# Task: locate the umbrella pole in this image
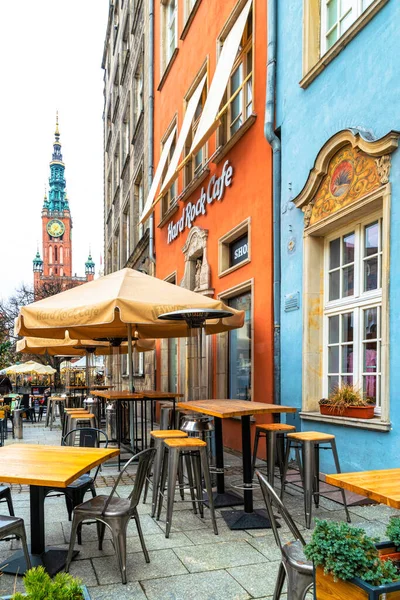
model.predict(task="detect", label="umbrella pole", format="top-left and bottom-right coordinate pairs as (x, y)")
top-left (127, 324), bottom-right (135, 451)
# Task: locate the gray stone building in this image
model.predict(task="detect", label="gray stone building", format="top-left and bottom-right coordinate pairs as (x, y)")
top-left (102, 0), bottom-right (154, 388)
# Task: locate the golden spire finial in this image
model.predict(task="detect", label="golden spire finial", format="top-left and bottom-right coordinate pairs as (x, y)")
top-left (55, 111), bottom-right (59, 136)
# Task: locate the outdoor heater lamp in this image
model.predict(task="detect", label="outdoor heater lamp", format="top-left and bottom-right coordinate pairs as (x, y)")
top-left (157, 308), bottom-right (235, 328)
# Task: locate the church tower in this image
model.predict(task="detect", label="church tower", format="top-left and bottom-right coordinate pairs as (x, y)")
top-left (33, 114), bottom-right (94, 296)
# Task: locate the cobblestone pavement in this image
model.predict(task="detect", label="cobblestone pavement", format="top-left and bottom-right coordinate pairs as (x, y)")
top-left (0, 421), bottom-right (395, 599)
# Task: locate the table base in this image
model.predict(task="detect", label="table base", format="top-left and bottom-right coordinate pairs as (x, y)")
top-left (0, 548), bottom-right (79, 577)
top-left (203, 490), bottom-right (244, 508)
top-left (221, 508), bottom-right (273, 530)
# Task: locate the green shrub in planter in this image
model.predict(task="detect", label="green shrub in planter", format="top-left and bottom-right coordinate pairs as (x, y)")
top-left (1, 566), bottom-right (90, 600)
top-left (304, 519), bottom-right (398, 585)
top-left (387, 516), bottom-right (400, 548)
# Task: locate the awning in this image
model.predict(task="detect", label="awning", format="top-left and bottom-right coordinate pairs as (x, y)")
top-left (139, 125), bottom-right (177, 223)
top-left (189, 0), bottom-right (252, 156)
top-left (159, 73), bottom-right (207, 197)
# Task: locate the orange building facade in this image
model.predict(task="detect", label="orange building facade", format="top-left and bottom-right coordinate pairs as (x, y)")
top-left (150, 0), bottom-right (273, 450)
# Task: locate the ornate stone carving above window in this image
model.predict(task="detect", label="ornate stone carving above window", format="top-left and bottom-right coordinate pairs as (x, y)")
top-left (294, 129), bottom-right (400, 229)
top-left (180, 226), bottom-right (214, 296)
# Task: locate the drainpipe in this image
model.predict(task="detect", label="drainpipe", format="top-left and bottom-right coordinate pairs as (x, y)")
top-left (264, 0), bottom-right (281, 405)
top-left (148, 0), bottom-right (155, 266)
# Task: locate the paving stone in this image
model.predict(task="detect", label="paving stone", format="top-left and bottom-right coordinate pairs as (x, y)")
top-left (155, 510), bottom-right (211, 534)
top-left (55, 539), bottom-right (116, 560)
top-left (184, 525), bottom-right (252, 545)
top-left (126, 532), bottom-right (193, 553)
top-left (68, 558), bottom-right (99, 586)
top-left (228, 561), bottom-right (284, 598)
top-left (174, 541), bottom-right (267, 573)
top-left (92, 548), bottom-right (188, 585)
top-left (88, 581), bottom-right (147, 599)
top-left (141, 569), bottom-right (250, 600)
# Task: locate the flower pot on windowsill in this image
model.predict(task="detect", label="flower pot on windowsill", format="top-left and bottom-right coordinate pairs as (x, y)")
top-left (319, 404), bottom-right (376, 419)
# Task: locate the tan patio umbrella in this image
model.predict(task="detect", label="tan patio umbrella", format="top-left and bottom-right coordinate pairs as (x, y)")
top-left (16, 335), bottom-right (156, 388)
top-left (16, 334), bottom-right (156, 356)
top-left (6, 360), bottom-right (56, 375)
top-left (15, 267), bottom-right (243, 400)
top-left (15, 268), bottom-right (244, 340)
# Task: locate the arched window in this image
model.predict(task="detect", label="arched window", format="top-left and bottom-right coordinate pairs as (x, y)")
top-left (60, 246), bottom-right (63, 263)
top-left (49, 245), bottom-right (53, 263)
top-left (54, 246), bottom-right (58, 262)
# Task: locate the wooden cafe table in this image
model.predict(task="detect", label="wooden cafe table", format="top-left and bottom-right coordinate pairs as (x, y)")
top-left (326, 469), bottom-right (400, 509)
top-left (0, 443), bottom-right (119, 576)
top-left (176, 399), bottom-right (296, 530)
top-left (92, 390), bottom-right (183, 469)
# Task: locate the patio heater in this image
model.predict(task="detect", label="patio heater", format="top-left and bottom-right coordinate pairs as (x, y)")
top-left (158, 308), bottom-right (243, 508)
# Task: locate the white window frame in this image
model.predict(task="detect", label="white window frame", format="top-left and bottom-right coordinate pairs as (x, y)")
top-left (167, 0), bottom-right (177, 62)
top-left (322, 212), bottom-right (383, 409)
top-left (320, 0), bottom-right (375, 55)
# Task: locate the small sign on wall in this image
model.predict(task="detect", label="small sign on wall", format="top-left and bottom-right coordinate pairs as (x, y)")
top-left (230, 234), bottom-right (249, 267)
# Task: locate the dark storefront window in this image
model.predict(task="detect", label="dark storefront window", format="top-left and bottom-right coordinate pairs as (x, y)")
top-left (228, 291), bottom-right (251, 400)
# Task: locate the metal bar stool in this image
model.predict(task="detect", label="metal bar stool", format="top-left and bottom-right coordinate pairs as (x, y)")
top-left (281, 431), bottom-right (351, 528)
top-left (63, 409), bottom-right (90, 437)
top-left (157, 437), bottom-right (218, 538)
top-left (146, 430), bottom-right (189, 517)
top-left (251, 423), bottom-right (296, 486)
top-left (159, 402), bottom-right (174, 430)
top-left (66, 413), bottom-right (97, 444)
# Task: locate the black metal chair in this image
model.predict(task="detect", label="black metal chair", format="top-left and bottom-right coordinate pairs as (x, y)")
top-left (43, 428), bottom-right (108, 544)
top-left (256, 470), bottom-right (314, 600)
top-left (0, 486), bottom-right (14, 516)
top-left (66, 447), bottom-right (156, 584)
top-left (0, 515), bottom-right (31, 570)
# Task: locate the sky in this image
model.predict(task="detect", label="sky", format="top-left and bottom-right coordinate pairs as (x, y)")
top-left (0, 0), bottom-right (109, 300)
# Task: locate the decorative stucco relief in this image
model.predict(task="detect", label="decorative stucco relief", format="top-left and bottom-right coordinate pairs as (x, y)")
top-left (308, 145), bottom-right (382, 226)
top-left (294, 129), bottom-right (400, 228)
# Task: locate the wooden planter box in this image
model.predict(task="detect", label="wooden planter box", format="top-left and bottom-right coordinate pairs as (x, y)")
top-left (1, 585), bottom-right (91, 600)
top-left (319, 404), bottom-right (375, 419)
top-left (315, 543), bottom-right (400, 599)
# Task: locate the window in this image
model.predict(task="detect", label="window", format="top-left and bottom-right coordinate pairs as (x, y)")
top-left (228, 292), bottom-right (252, 400)
top-left (219, 11), bottom-right (253, 145)
top-left (161, 0), bottom-right (177, 72)
top-left (122, 206), bottom-right (130, 263)
top-left (184, 84), bottom-right (207, 186)
top-left (324, 216), bottom-right (383, 408)
top-left (161, 130), bottom-right (177, 217)
top-left (135, 169), bottom-right (145, 238)
top-left (321, 0), bottom-right (374, 52)
top-left (121, 18), bottom-right (130, 83)
top-left (122, 104), bottom-right (130, 166)
top-left (113, 151), bottom-right (120, 195)
top-left (135, 61), bottom-right (144, 122)
top-left (302, 0), bottom-right (387, 87)
top-left (219, 218), bottom-right (251, 277)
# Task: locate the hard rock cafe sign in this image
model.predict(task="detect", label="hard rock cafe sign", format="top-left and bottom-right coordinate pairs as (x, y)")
top-left (167, 160), bottom-right (234, 244)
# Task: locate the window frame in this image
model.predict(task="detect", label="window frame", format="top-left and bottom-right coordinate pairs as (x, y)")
top-left (217, 9), bottom-right (254, 148)
top-left (322, 213), bottom-right (383, 409)
top-left (183, 67), bottom-right (208, 189)
top-left (160, 119), bottom-right (178, 219)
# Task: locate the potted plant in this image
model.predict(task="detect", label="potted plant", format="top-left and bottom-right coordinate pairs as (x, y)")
top-left (1, 566), bottom-right (91, 599)
top-left (319, 384), bottom-right (375, 419)
top-left (305, 519), bottom-right (400, 599)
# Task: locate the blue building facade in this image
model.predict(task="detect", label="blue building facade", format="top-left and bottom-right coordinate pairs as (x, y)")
top-left (277, 0), bottom-right (400, 472)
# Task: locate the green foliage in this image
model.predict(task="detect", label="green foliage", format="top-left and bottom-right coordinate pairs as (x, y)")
top-left (9, 566), bottom-right (84, 600)
top-left (386, 516), bottom-right (400, 548)
top-left (304, 519), bottom-right (398, 585)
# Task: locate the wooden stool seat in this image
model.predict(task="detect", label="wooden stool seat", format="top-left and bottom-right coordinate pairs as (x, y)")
top-left (150, 430), bottom-right (188, 439)
top-left (164, 437), bottom-right (207, 449)
top-left (71, 413), bottom-right (95, 420)
top-left (256, 423), bottom-right (296, 432)
top-left (287, 431), bottom-right (335, 442)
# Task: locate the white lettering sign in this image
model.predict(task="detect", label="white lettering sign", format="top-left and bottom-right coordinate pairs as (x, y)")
top-left (167, 160), bottom-right (234, 243)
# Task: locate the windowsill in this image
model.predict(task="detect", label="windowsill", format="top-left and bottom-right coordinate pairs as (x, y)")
top-left (131, 110), bottom-right (144, 144)
top-left (219, 257), bottom-right (251, 278)
top-left (213, 114), bottom-right (257, 164)
top-left (180, 0), bottom-right (202, 40)
top-left (300, 0), bottom-right (389, 89)
top-left (157, 48), bottom-right (179, 92)
top-left (158, 202), bottom-right (179, 228)
top-left (300, 411), bottom-right (391, 432)
top-left (122, 374), bottom-right (145, 379)
top-left (180, 168), bottom-right (210, 202)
